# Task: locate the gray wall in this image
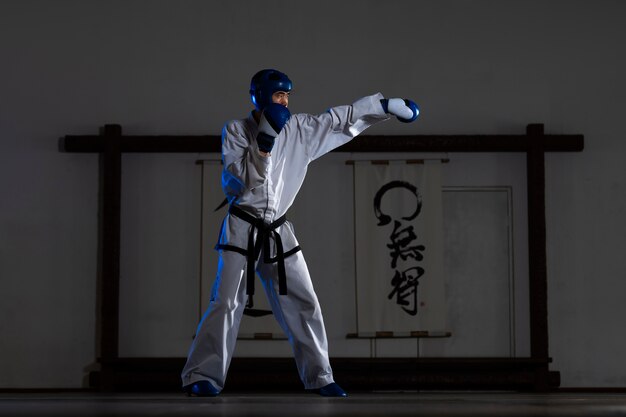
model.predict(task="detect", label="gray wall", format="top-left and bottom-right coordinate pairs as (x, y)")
top-left (1, 0), bottom-right (625, 388)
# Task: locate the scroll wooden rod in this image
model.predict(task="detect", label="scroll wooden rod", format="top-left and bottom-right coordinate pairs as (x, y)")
top-left (346, 331), bottom-right (452, 339)
top-left (345, 158), bottom-right (450, 165)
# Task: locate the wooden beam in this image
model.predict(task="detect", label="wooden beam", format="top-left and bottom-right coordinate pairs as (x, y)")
top-left (62, 124), bottom-right (584, 153)
top-left (336, 134), bottom-right (583, 153)
top-left (64, 135), bottom-right (221, 153)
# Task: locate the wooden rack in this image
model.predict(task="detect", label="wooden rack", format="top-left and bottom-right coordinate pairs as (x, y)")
top-left (62, 123), bottom-right (583, 392)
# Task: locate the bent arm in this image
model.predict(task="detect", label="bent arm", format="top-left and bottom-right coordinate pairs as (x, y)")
top-left (221, 122), bottom-right (270, 202)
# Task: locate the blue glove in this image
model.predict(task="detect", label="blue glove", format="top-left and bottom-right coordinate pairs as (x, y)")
top-left (257, 103), bottom-right (291, 153)
top-left (380, 98), bottom-right (420, 123)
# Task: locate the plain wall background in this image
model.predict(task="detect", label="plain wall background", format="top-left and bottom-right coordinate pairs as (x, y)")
top-left (1, 0), bottom-right (625, 388)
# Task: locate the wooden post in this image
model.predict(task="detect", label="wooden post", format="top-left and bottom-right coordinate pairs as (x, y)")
top-left (526, 123), bottom-right (550, 390)
top-left (98, 124), bottom-right (122, 389)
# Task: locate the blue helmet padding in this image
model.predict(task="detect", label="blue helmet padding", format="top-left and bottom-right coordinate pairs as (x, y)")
top-left (250, 69), bottom-right (292, 110)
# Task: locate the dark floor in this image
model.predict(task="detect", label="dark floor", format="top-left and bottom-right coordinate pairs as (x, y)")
top-left (2, 392), bottom-right (626, 417)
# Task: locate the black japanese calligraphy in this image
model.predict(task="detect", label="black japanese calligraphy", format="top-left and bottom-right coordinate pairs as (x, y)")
top-left (373, 180), bottom-right (425, 316)
top-left (388, 267), bottom-right (424, 316)
top-left (387, 221), bottom-right (425, 269)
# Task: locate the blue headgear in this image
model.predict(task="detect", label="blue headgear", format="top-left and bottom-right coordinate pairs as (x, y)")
top-left (250, 69), bottom-right (292, 111)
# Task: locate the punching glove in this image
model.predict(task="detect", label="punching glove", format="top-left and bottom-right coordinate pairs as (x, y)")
top-left (257, 103), bottom-right (291, 153)
top-left (380, 98), bottom-right (420, 123)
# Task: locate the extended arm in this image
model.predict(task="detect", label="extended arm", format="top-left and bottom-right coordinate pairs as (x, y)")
top-left (299, 93), bottom-right (420, 162)
top-left (300, 93), bottom-right (390, 161)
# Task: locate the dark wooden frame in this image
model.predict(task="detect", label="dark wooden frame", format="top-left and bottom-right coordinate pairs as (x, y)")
top-left (62, 123), bottom-right (583, 392)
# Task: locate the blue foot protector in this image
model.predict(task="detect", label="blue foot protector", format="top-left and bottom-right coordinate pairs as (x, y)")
top-left (318, 382), bottom-right (348, 397)
top-left (183, 380), bottom-right (220, 397)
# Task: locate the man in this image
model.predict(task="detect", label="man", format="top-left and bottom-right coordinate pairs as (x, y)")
top-left (182, 69), bottom-right (419, 397)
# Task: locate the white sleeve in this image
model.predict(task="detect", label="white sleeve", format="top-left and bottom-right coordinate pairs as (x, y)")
top-left (220, 121), bottom-right (270, 200)
top-left (297, 93), bottom-right (390, 162)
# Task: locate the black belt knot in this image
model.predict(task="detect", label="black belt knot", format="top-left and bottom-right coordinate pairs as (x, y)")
top-left (225, 205), bottom-right (295, 305)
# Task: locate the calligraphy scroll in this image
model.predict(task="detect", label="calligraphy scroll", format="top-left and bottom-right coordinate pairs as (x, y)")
top-left (354, 161), bottom-right (446, 334)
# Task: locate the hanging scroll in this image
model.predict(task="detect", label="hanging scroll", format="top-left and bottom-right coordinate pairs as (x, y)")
top-left (354, 161), bottom-right (447, 334)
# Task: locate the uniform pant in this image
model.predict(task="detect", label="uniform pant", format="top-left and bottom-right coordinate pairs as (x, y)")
top-left (181, 249), bottom-right (334, 390)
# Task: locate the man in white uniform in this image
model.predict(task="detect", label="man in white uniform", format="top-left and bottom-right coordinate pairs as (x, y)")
top-left (182, 69), bottom-right (419, 397)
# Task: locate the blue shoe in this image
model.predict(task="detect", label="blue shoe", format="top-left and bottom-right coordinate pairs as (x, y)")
top-left (183, 380), bottom-right (220, 397)
top-left (318, 382), bottom-right (347, 397)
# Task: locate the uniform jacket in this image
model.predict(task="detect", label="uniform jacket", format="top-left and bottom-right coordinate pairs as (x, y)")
top-left (217, 93), bottom-right (390, 257)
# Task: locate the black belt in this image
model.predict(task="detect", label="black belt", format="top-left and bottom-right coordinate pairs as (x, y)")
top-left (216, 205), bottom-right (301, 307)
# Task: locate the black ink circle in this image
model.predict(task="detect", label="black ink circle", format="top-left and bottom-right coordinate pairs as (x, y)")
top-left (373, 181), bottom-right (422, 226)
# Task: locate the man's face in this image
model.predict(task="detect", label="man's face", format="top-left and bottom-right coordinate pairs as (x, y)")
top-left (272, 91), bottom-right (290, 107)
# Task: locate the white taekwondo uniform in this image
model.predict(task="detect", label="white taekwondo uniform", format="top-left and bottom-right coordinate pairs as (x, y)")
top-left (181, 93), bottom-right (389, 390)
